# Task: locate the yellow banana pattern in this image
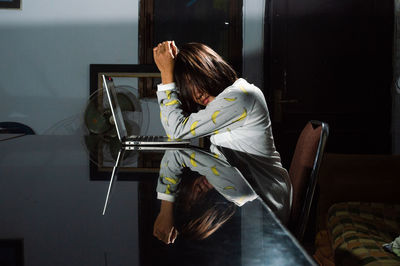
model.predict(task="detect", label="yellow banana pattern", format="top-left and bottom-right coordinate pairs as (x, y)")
top-left (190, 121), bottom-right (199, 136)
top-left (165, 99), bottom-right (179, 106)
top-left (240, 86), bottom-right (248, 94)
top-left (190, 152), bottom-right (197, 167)
top-left (164, 177), bottom-right (178, 184)
top-left (165, 90), bottom-right (172, 99)
top-left (167, 134), bottom-right (182, 142)
top-left (211, 110), bottom-right (220, 124)
top-left (224, 97), bottom-right (236, 102)
top-left (211, 166), bottom-right (220, 176)
top-left (224, 186), bottom-right (236, 191)
top-left (232, 108), bottom-right (247, 123)
top-left (182, 117), bottom-right (189, 125)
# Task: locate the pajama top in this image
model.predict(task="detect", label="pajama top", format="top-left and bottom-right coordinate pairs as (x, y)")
top-left (157, 78), bottom-right (292, 222)
top-left (157, 78), bottom-right (279, 157)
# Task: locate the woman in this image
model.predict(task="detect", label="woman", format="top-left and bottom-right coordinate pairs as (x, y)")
top-left (153, 42), bottom-right (292, 243)
top-left (153, 41), bottom-right (280, 157)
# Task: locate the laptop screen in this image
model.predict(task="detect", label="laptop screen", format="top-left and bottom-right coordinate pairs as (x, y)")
top-left (102, 75), bottom-right (128, 141)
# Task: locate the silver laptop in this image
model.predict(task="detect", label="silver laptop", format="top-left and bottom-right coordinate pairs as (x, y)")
top-left (102, 75), bottom-right (190, 146)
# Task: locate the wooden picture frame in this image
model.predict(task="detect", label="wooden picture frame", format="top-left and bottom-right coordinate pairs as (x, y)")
top-left (89, 64), bottom-right (163, 180)
top-left (90, 64), bottom-right (160, 98)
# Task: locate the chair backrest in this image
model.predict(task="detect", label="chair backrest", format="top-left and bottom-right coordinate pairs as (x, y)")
top-left (288, 120), bottom-right (329, 241)
top-left (0, 122), bottom-right (35, 135)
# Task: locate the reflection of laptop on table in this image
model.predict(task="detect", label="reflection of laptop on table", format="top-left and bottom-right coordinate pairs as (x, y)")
top-left (102, 75), bottom-right (190, 146)
top-left (102, 149), bottom-right (124, 215)
top-left (102, 146), bottom-right (190, 215)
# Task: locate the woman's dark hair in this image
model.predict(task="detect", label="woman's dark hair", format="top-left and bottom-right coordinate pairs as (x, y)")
top-left (173, 168), bottom-right (236, 240)
top-left (174, 42), bottom-right (238, 113)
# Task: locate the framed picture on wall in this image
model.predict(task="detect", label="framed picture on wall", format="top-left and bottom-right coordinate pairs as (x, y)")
top-left (0, 0), bottom-right (21, 9)
top-left (88, 64), bottom-right (163, 180)
top-left (90, 64), bottom-right (160, 98)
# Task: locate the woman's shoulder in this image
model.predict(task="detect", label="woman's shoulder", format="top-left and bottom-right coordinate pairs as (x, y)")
top-left (220, 78), bottom-right (261, 99)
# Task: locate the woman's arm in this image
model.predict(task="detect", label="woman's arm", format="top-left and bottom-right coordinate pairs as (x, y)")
top-left (158, 85), bottom-right (252, 140)
top-left (153, 40), bottom-right (253, 140)
top-left (153, 200), bottom-right (178, 244)
top-left (153, 41), bottom-right (176, 84)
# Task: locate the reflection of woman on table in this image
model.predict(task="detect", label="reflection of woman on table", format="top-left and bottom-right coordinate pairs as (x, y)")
top-left (153, 148), bottom-right (258, 244)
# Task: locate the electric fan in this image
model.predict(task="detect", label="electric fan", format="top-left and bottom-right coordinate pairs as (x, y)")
top-left (83, 85), bottom-right (143, 164)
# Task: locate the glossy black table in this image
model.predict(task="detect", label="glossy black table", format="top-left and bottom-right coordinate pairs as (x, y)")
top-left (0, 135), bottom-right (316, 266)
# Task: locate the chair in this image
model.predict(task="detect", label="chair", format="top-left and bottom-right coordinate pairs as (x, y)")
top-left (288, 120), bottom-right (329, 242)
top-left (0, 121), bottom-right (35, 135)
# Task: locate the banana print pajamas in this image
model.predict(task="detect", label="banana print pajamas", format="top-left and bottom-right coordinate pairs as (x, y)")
top-left (157, 78), bottom-right (293, 221)
top-left (157, 78), bottom-right (280, 157)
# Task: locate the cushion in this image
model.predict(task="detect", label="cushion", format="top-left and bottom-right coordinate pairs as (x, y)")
top-left (327, 202), bottom-right (400, 265)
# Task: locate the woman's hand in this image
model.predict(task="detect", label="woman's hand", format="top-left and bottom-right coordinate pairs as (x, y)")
top-left (153, 41), bottom-right (177, 84)
top-left (153, 200), bottom-right (178, 244)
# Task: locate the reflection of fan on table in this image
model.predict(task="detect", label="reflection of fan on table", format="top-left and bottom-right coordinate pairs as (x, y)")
top-left (84, 85), bottom-right (142, 164)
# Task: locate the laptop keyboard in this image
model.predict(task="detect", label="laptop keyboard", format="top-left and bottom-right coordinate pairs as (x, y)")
top-left (132, 135), bottom-right (163, 141)
top-left (124, 135), bottom-right (190, 145)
